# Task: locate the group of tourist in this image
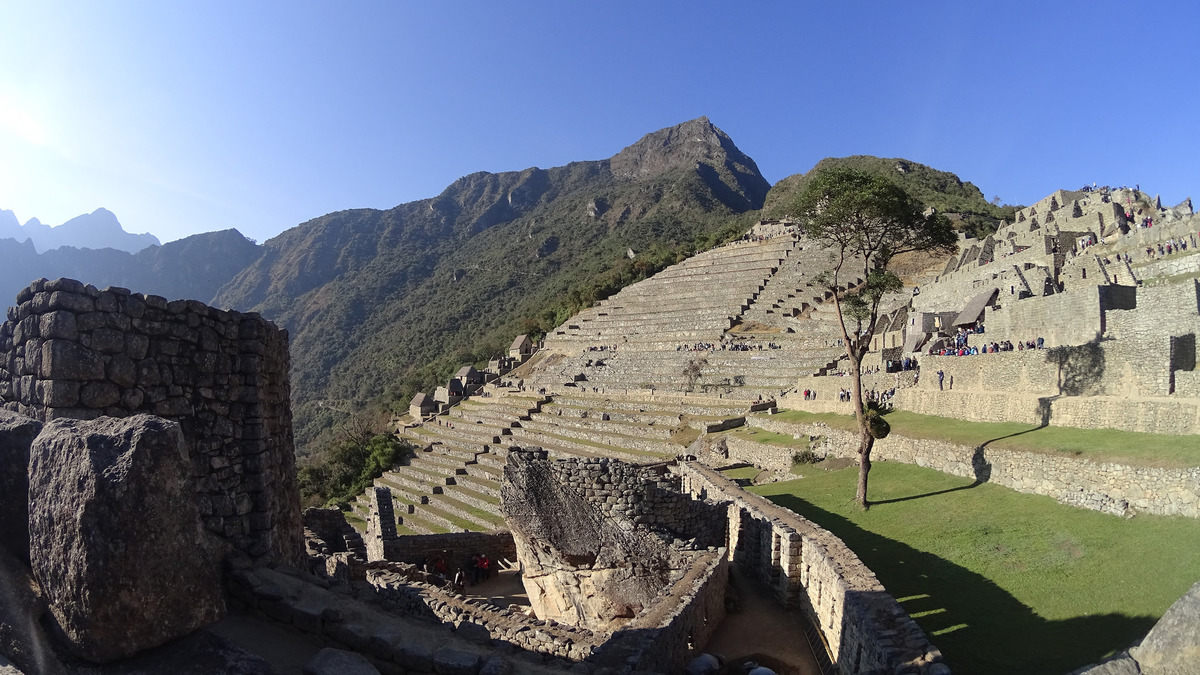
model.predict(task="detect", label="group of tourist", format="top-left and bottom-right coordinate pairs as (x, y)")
top-left (932, 336), bottom-right (1043, 358)
top-left (674, 340), bottom-right (782, 352)
top-left (1145, 237), bottom-right (1192, 259)
top-left (586, 344), bottom-right (618, 352)
top-left (885, 356), bottom-right (919, 372)
top-left (420, 551), bottom-right (496, 593)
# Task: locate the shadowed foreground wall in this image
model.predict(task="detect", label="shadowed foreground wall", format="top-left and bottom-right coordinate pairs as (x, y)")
top-left (0, 278), bottom-right (301, 565)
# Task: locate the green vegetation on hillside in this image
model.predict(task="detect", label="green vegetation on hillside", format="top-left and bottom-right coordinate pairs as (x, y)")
top-left (763, 156), bottom-right (1019, 238)
top-left (213, 119), bottom-right (769, 459)
top-left (743, 463), bottom-right (1200, 674)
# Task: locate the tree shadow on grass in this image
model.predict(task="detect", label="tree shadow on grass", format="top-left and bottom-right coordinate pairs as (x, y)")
top-left (763, 493), bottom-right (1155, 675)
top-left (870, 446), bottom-right (993, 505)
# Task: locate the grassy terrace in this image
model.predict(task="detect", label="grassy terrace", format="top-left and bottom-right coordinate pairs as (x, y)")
top-left (739, 463), bottom-right (1200, 674)
top-left (766, 409), bottom-right (1200, 467)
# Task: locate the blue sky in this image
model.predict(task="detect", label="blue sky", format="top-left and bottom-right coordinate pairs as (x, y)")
top-left (2, 1), bottom-right (1197, 244)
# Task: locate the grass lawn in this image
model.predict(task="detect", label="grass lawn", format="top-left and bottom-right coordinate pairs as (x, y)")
top-left (744, 463), bottom-right (1200, 674)
top-left (768, 409), bottom-right (1200, 467)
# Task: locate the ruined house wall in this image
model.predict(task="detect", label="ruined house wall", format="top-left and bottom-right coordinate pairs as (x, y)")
top-left (0, 278), bottom-right (301, 565)
top-left (380, 531), bottom-right (517, 569)
top-left (673, 462), bottom-right (946, 675)
top-left (615, 550), bottom-right (729, 673)
top-left (749, 416), bottom-right (1200, 518)
top-left (543, 457), bottom-right (727, 547)
top-left (983, 285), bottom-right (1108, 348)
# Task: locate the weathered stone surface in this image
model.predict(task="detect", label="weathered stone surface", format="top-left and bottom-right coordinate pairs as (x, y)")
top-left (500, 449), bottom-right (686, 631)
top-left (0, 547), bottom-right (65, 675)
top-left (0, 410), bottom-right (41, 561)
top-left (432, 647), bottom-right (480, 675)
top-left (39, 340), bottom-right (104, 381)
top-left (28, 414), bottom-right (226, 662)
top-left (303, 647), bottom-right (381, 675)
top-left (1128, 580), bottom-right (1200, 674)
top-left (3, 279), bottom-right (302, 566)
top-left (1073, 655), bottom-right (1141, 675)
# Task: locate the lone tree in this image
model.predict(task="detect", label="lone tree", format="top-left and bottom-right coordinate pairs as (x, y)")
top-left (789, 168), bottom-right (956, 507)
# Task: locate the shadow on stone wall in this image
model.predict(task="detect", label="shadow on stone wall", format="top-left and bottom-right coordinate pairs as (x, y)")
top-left (764, 493), bottom-right (1155, 674)
top-left (1045, 339), bottom-right (1106, 398)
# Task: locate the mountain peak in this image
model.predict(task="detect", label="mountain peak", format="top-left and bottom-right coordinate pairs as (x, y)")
top-left (610, 117), bottom-right (730, 179)
top-left (609, 117), bottom-right (770, 210)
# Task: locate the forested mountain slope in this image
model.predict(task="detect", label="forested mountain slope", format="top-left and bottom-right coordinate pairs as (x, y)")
top-left (212, 117), bottom-right (770, 450)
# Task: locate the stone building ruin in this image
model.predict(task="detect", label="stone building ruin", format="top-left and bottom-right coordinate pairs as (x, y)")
top-left (0, 278), bottom-right (302, 565)
top-left (0, 278), bottom-right (303, 666)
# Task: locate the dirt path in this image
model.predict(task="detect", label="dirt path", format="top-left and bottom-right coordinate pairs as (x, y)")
top-left (702, 567), bottom-right (824, 675)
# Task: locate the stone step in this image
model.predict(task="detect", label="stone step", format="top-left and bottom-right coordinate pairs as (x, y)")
top-left (454, 471), bottom-right (502, 497)
top-left (403, 427), bottom-right (493, 453)
top-left (526, 411), bottom-right (677, 440)
top-left (505, 427), bottom-right (669, 463)
top-left (429, 493), bottom-right (504, 531)
top-left (410, 451), bottom-right (472, 474)
top-left (520, 418), bottom-right (678, 454)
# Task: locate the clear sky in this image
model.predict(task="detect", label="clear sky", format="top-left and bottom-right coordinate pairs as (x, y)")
top-left (2, 1), bottom-right (1197, 244)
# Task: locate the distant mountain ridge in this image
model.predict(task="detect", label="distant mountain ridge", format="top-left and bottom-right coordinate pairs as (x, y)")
top-left (212, 116), bottom-right (771, 450)
top-left (0, 229), bottom-right (261, 305)
top-left (0, 207), bottom-right (160, 254)
top-left (1, 120), bottom-right (1011, 458)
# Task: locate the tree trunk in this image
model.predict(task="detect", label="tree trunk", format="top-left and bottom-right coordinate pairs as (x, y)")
top-left (856, 428), bottom-right (875, 508)
top-left (848, 350), bottom-right (873, 509)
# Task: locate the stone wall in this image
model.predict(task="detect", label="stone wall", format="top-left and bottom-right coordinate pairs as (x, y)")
top-left (501, 450), bottom-right (727, 632)
top-left (0, 278), bottom-right (301, 565)
top-left (748, 416), bottom-right (1200, 518)
top-left (379, 531), bottom-right (517, 569)
top-left (725, 435), bottom-right (796, 473)
top-left (592, 550), bottom-right (729, 672)
top-left (674, 462), bottom-right (946, 674)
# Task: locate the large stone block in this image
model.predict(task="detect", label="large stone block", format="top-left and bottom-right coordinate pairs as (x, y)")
top-left (0, 410), bottom-right (42, 561)
top-left (27, 414), bottom-right (226, 662)
top-left (1128, 580), bottom-right (1200, 674)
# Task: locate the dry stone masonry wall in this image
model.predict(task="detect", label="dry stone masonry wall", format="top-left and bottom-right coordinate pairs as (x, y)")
top-left (674, 461), bottom-right (948, 675)
top-left (0, 278), bottom-right (302, 565)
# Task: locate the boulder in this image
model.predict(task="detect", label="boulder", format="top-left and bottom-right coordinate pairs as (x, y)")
top-left (1129, 580), bottom-right (1200, 674)
top-left (0, 411), bottom-right (41, 562)
top-left (0, 547), bottom-right (66, 675)
top-left (27, 414), bottom-right (225, 662)
top-left (500, 449), bottom-right (683, 631)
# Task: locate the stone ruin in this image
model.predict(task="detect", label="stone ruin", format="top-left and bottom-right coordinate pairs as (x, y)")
top-left (499, 449), bottom-right (726, 632)
top-left (0, 278), bottom-right (302, 565)
top-left (0, 278), bottom-right (302, 666)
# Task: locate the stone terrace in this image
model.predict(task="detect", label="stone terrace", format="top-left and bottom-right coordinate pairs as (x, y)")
top-left (532, 233), bottom-right (865, 400)
top-left (366, 387), bottom-right (758, 534)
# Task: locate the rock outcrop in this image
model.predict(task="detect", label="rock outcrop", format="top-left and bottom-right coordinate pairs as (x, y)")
top-left (0, 410), bottom-right (41, 561)
top-left (500, 449), bottom-right (713, 631)
top-left (1126, 579), bottom-right (1200, 673)
top-left (1075, 580), bottom-right (1200, 673)
top-left (27, 414), bottom-right (225, 662)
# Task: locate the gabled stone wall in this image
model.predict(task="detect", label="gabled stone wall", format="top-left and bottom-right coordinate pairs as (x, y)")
top-left (0, 278), bottom-right (301, 565)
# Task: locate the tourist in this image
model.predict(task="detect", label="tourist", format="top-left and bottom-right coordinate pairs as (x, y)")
top-left (937, 369), bottom-right (945, 391)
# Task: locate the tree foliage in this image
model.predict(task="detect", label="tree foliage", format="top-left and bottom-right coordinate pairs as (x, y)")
top-left (790, 167), bottom-right (956, 507)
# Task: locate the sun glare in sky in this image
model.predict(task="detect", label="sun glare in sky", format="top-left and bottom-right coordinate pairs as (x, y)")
top-left (2, 1), bottom-right (1197, 244)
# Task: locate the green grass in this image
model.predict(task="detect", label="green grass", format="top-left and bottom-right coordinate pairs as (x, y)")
top-left (748, 463), bottom-right (1200, 674)
top-left (729, 426), bottom-right (807, 449)
top-left (343, 511), bottom-right (366, 532)
top-left (767, 409), bottom-right (1200, 467)
top-left (721, 465), bottom-right (760, 482)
